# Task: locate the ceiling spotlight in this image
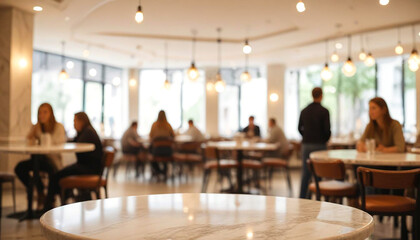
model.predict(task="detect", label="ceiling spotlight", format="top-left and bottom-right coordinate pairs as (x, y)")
top-left (33, 6), bottom-right (43, 12)
top-left (335, 43), bottom-right (343, 49)
top-left (66, 61), bottom-right (74, 69)
top-left (296, 1), bottom-right (306, 13)
top-left (364, 53), bottom-right (376, 67)
top-left (331, 52), bottom-right (339, 62)
top-left (243, 39), bottom-right (252, 54)
top-left (135, 0), bottom-right (144, 24)
top-left (18, 58), bottom-right (28, 68)
top-left (395, 42), bottom-right (404, 55)
top-left (269, 93), bottom-right (279, 102)
top-left (129, 78), bottom-right (137, 87)
top-left (379, 0), bottom-right (389, 6)
top-left (89, 68), bottom-right (97, 77)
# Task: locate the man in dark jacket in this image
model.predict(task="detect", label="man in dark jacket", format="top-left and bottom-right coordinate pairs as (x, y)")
top-left (298, 87), bottom-right (331, 199)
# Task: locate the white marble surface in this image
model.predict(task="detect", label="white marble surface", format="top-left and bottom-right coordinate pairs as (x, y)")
top-left (310, 149), bottom-right (420, 166)
top-left (0, 143), bottom-right (95, 155)
top-left (40, 193), bottom-right (373, 240)
top-left (207, 141), bottom-right (278, 151)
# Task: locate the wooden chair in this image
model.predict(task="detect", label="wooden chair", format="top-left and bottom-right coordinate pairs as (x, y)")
top-left (358, 167), bottom-right (420, 240)
top-left (59, 146), bottom-right (115, 204)
top-left (150, 137), bottom-right (175, 183)
top-left (173, 141), bottom-right (203, 181)
top-left (308, 159), bottom-right (358, 205)
top-left (201, 146), bottom-right (238, 192)
top-left (261, 144), bottom-right (294, 196)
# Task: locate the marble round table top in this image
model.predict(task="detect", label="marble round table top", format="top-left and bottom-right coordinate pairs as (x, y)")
top-left (40, 193), bottom-right (373, 240)
top-left (310, 149), bottom-right (420, 166)
top-left (0, 143), bottom-right (95, 155)
top-left (207, 141), bottom-right (278, 151)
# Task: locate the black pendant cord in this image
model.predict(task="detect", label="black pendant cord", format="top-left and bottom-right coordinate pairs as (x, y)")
top-left (347, 35), bottom-right (352, 59)
top-left (397, 27), bottom-right (401, 44)
top-left (360, 35), bottom-right (364, 51)
top-left (325, 40), bottom-right (329, 64)
top-left (245, 53), bottom-right (249, 71)
top-left (191, 30), bottom-right (197, 64)
top-left (217, 28), bottom-right (222, 73)
top-left (412, 25), bottom-right (416, 49)
top-left (164, 41), bottom-right (168, 80)
top-left (61, 41), bottom-right (65, 68)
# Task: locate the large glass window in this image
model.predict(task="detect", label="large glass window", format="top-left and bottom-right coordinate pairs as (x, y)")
top-left (181, 70), bottom-right (206, 132)
top-left (404, 60), bottom-right (417, 141)
top-left (218, 85), bottom-right (239, 137)
top-left (240, 77), bottom-right (267, 136)
top-left (284, 71), bottom-right (300, 139)
top-left (84, 82), bottom-right (103, 133)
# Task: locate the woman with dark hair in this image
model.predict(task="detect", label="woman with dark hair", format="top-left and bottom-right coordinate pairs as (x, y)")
top-left (15, 103), bottom-right (66, 210)
top-left (357, 97), bottom-right (405, 153)
top-left (44, 112), bottom-right (103, 209)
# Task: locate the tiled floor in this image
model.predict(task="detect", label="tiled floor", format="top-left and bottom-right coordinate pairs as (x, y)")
top-left (0, 163), bottom-right (409, 239)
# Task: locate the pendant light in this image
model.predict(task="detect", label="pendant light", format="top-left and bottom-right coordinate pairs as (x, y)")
top-left (241, 53), bottom-right (251, 82)
top-left (364, 36), bottom-right (375, 67)
top-left (187, 30), bottom-right (199, 81)
top-left (379, 0), bottom-right (389, 6)
top-left (296, 0), bottom-right (306, 13)
top-left (395, 27), bottom-right (404, 55)
top-left (358, 35), bottom-right (367, 61)
top-left (59, 41), bottom-right (69, 80)
top-left (134, 0), bottom-right (144, 24)
top-left (408, 25), bottom-right (419, 72)
top-left (242, 39), bottom-right (252, 54)
top-left (163, 42), bottom-right (171, 89)
top-left (321, 40), bottom-right (333, 81)
top-left (342, 35), bottom-right (356, 77)
top-left (214, 28), bottom-right (225, 93)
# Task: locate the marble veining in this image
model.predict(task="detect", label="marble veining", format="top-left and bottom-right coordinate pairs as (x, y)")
top-left (311, 149), bottom-right (420, 166)
top-left (40, 193), bottom-right (373, 240)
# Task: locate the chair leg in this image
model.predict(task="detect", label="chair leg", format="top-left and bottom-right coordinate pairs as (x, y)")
top-left (60, 188), bottom-right (66, 206)
top-left (11, 179), bottom-right (16, 213)
top-left (285, 168), bottom-right (293, 197)
top-left (201, 170), bottom-right (210, 193)
top-left (401, 215), bottom-right (408, 240)
top-left (268, 168), bottom-right (274, 189)
top-left (104, 186), bottom-right (108, 198)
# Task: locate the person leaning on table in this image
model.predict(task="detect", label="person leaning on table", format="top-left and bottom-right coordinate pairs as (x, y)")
top-left (356, 97), bottom-right (405, 153)
top-left (14, 103), bottom-right (66, 210)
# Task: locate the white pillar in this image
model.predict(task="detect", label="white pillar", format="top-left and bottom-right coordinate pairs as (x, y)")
top-left (266, 64), bottom-right (286, 129)
top-left (0, 7), bottom-right (34, 172)
top-left (205, 67), bottom-right (219, 137)
top-left (416, 69), bottom-right (420, 134)
top-left (128, 68), bottom-right (140, 125)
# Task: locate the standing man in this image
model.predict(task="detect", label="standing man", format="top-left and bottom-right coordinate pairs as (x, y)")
top-left (242, 116), bottom-right (261, 138)
top-left (298, 87), bottom-right (331, 199)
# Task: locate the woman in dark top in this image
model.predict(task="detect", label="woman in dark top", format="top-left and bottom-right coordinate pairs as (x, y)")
top-left (44, 112), bottom-right (103, 210)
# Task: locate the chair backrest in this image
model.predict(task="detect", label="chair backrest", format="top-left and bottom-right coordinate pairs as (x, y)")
top-left (308, 159), bottom-right (346, 180)
top-left (151, 137), bottom-right (174, 156)
top-left (357, 167), bottom-right (420, 190)
top-left (177, 142), bottom-right (202, 154)
top-left (103, 146), bottom-right (116, 168)
top-left (203, 146), bottom-right (219, 161)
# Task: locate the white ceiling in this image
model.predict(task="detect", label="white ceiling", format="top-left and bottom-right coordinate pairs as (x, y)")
top-left (2, 0), bottom-right (420, 69)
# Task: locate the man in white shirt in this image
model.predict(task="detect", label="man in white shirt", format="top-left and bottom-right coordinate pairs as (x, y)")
top-left (184, 119), bottom-right (205, 141)
top-left (266, 118), bottom-right (289, 157)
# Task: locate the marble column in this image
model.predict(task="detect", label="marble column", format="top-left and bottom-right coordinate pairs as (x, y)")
top-left (266, 64), bottom-right (286, 129)
top-left (128, 68), bottom-right (139, 124)
top-left (0, 7), bottom-right (34, 172)
top-left (204, 67), bottom-right (219, 137)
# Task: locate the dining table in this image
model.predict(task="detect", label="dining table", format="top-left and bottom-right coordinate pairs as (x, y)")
top-left (0, 143), bottom-right (95, 220)
top-left (206, 141), bottom-right (278, 194)
top-left (411, 147), bottom-right (420, 154)
top-left (40, 193), bottom-right (374, 240)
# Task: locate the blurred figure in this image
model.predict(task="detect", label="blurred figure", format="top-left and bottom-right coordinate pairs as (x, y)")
top-left (121, 121), bottom-right (143, 155)
top-left (15, 103), bottom-right (66, 210)
top-left (298, 87), bottom-right (331, 199)
top-left (242, 116), bottom-right (261, 138)
top-left (45, 112), bottom-right (103, 210)
top-left (149, 110), bottom-right (175, 178)
top-left (265, 118), bottom-right (289, 157)
top-left (356, 97), bottom-right (405, 153)
top-left (184, 119), bottom-right (205, 142)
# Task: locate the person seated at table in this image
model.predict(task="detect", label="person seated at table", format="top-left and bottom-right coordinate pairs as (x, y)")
top-left (242, 116), bottom-right (261, 138)
top-left (184, 119), bottom-right (205, 142)
top-left (44, 112), bottom-right (103, 210)
top-left (356, 97), bottom-right (405, 153)
top-left (121, 121), bottom-right (143, 155)
top-left (265, 118), bottom-right (289, 158)
top-left (14, 103), bottom-right (66, 210)
top-left (149, 110), bottom-right (175, 178)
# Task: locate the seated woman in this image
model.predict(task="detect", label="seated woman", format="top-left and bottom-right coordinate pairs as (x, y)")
top-left (15, 103), bottom-right (66, 210)
top-left (356, 97), bottom-right (405, 153)
top-left (149, 110), bottom-right (174, 178)
top-left (44, 112), bottom-right (103, 209)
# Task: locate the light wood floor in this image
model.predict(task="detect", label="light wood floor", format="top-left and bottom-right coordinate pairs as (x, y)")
top-left (0, 164), bottom-right (408, 240)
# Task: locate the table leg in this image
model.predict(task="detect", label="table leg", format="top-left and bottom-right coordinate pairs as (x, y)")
top-left (236, 150), bottom-right (244, 194)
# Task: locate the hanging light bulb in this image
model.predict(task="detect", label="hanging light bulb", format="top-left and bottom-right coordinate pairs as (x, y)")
top-left (215, 73), bottom-right (225, 93)
top-left (359, 50), bottom-right (367, 61)
top-left (331, 51), bottom-right (339, 62)
top-left (395, 42), bottom-right (404, 55)
top-left (59, 41), bottom-right (69, 80)
top-left (379, 0), bottom-right (389, 6)
top-left (187, 31), bottom-right (199, 81)
top-left (296, 1), bottom-right (306, 13)
top-left (241, 71), bottom-right (252, 82)
top-left (364, 53), bottom-right (375, 67)
top-left (342, 35), bottom-right (356, 77)
top-left (408, 49), bottom-right (419, 72)
top-left (321, 40), bottom-right (333, 81)
top-left (163, 79), bottom-right (171, 89)
top-left (243, 39), bottom-right (252, 54)
top-left (321, 64), bottom-right (333, 81)
top-left (134, 0), bottom-right (144, 24)
top-left (206, 82), bottom-right (214, 91)
top-left (163, 42), bottom-right (171, 88)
